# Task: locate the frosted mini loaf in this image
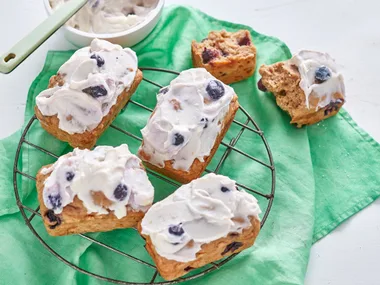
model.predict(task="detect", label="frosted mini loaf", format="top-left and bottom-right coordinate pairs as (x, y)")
top-left (36, 144), bottom-right (154, 236)
top-left (139, 173), bottom-right (261, 280)
top-left (138, 68), bottom-right (239, 183)
top-left (35, 38), bottom-right (143, 148)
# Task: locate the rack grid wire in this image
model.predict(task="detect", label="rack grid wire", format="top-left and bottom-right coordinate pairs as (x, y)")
top-left (13, 67), bottom-right (276, 285)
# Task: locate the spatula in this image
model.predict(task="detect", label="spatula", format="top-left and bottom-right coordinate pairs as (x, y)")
top-left (0, 0), bottom-right (87, 74)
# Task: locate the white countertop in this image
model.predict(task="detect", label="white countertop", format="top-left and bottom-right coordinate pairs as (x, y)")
top-left (0, 0), bottom-right (379, 284)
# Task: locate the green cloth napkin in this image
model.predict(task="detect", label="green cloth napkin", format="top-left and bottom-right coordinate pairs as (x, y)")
top-left (1, 5), bottom-right (379, 285)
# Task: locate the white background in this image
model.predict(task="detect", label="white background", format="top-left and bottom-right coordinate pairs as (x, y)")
top-left (0, 0), bottom-right (379, 284)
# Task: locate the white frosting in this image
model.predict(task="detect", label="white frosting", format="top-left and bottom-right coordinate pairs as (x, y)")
top-left (41, 144), bottom-right (154, 219)
top-left (141, 173), bottom-right (261, 262)
top-left (36, 39), bottom-right (137, 134)
top-left (289, 50), bottom-right (345, 109)
top-left (50, 0), bottom-right (159, 34)
top-left (139, 68), bottom-right (235, 171)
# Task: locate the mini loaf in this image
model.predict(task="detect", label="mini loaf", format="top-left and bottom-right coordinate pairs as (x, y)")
top-left (258, 50), bottom-right (345, 127)
top-left (35, 38), bottom-right (143, 149)
top-left (138, 68), bottom-right (239, 184)
top-left (192, 30), bottom-right (257, 84)
top-left (138, 173), bottom-right (261, 281)
top-left (36, 144), bottom-right (154, 236)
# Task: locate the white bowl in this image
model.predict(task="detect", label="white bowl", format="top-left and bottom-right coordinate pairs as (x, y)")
top-left (43, 0), bottom-right (165, 47)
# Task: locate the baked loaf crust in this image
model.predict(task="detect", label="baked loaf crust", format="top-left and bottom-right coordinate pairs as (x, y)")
top-left (36, 164), bottom-right (145, 236)
top-left (139, 94), bottom-right (239, 184)
top-left (35, 69), bottom-right (143, 149)
top-left (192, 30), bottom-right (257, 84)
top-left (259, 63), bottom-right (345, 127)
top-left (138, 217), bottom-right (260, 281)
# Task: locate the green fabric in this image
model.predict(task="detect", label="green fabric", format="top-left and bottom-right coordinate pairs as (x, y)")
top-left (0, 5), bottom-right (379, 285)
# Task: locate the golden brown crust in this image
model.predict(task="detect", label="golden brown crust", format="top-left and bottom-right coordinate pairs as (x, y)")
top-left (192, 30), bottom-right (256, 84)
top-left (138, 217), bottom-right (260, 281)
top-left (36, 165), bottom-right (145, 236)
top-left (35, 70), bottom-right (143, 149)
top-left (138, 94), bottom-right (239, 184)
top-left (259, 62), bottom-right (345, 127)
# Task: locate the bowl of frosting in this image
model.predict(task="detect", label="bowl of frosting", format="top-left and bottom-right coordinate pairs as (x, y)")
top-left (44, 0), bottom-right (164, 47)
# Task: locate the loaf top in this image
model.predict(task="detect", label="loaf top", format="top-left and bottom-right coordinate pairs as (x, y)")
top-left (36, 38), bottom-right (138, 134)
top-left (288, 50), bottom-right (345, 109)
top-left (140, 173), bottom-right (261, 262)
top-left (140, 68), bottom-right (236, 171)
top-left (40, 144), bottom-right (154, 219)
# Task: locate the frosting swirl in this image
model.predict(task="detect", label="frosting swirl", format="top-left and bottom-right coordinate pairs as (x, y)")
top-left (289, 50), bottom-right (345, 109)
top-left (50, 0), bottom-right (159, 34)
top-left (41, 144), bottom-right (154, 219)
top-left (139, 68), bottom-right (235, 171)
top-left (141, 173), bottom-right (261, 262)
top-left (36, 38), bottom-right (138, 134)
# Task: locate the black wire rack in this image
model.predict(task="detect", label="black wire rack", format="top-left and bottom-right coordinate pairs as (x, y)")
top-left (13, 67), bottom-right (276, 285)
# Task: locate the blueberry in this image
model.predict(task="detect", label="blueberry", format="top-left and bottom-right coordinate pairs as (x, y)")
top-left (200, 118), bottom-right (209, 129)
top-left (90, 54), bottom-right (105, 67)
top-left (221, 186), bottom-right (230, 192)
top-left (324, 99), bottom-right (344, 116)
top-left (168, 224), bottom-right (184, 236)
top-left (173, 133), bottom-right (184, 146)
top-left (184, 266), bottom-right (194, 272)
top-left (114, 184), bottom-right (128, 201)
top-left (159, 87), bottom-right (169, 94)
top-left (202, 48), bottom-right (219, 64)
top-left (315, 66), bottom-right (332, 83)
top-left (45, 209), bottom-right (61, 229)
top-left (66, 171), bottom-right (75, 182)
top-left (206, 80), bottom-right (225, 100)
top-left (82, 85), bottom-right (108, 98)
top-left (48, 194), bottom-right (62, 210)
top-left (238, 36), bottom-right (251, 46)
top-left (257, 78), bottom-right (267, 92)
top-left (221, 241), bottom-right (243, 255)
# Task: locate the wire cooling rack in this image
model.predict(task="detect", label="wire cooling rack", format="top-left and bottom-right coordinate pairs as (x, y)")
top-left (13, 67), bottom-right (276, 285)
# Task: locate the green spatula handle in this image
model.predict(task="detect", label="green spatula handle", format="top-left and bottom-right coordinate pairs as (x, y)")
top-left (0, 0), bottom-right (87, 74)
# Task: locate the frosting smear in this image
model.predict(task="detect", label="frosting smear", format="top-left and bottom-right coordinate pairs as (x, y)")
top-left (141, 173), bottom-right (261, 262)
top-left (289, 50), bottom-right (345, 109)
top-left (41, 144), bottom-right (154, 219)
top-left (139, 68), bottom-right (235, 171)
top-left (36, 39), bottom-right (138, 134)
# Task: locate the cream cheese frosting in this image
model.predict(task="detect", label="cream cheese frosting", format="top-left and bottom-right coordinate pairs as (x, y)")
top-left (50, 0), bottom-right (159, 34)
top-left (41, 144), bottom-right (154, 219)
top-left (289, 50), bottom-right (345, 109)
top-left (36, 38), bottom-right (137, 134)
top-left (141, 173), bottom-right (261, 262)
top-left (139, 68), bottom-right (235, 171)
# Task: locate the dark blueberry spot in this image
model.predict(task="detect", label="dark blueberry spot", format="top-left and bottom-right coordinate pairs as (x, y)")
top-left (315, 66), bottom-right (332, 84)
top-left (45, 210), bottom-right (61, 229)
top-left (173, 133), bottom-right (185, 146)
top-left (159, 87), bottom-right (169, 94)
top-left (90, 54), bottom-right (105, 67)
top-left (82, 85), bottom-right (108, 98)
top-left (257, 78), bottom-right (267, 92)
top-left (221, 241), bottom-right (243, 255)
top-left (168, 224), bottom-right (184, 236)
top-left (206, 80), bottom-right (225, 101)
top-left (324, 99), bottom-right (344, 116)
top-left (221, 186), bottom-right (230, 193)
top-left (202, 48), bottom-right (219, 64)
top-left (221, 50), bottom-right (229, 57)
top-left (66, 171), bottom-right (75, 182)
top-left (229, 232), bottom-right (240, 237)
top-left (91, 0), bottom-right (100, 8)
top-left (238, 36), bottom-right (251, 46)
top-left (184, 266), bottom-right (194, 272)
top-left (48, 194), bottom-right (62, 210)
top-left (114, 184), bottom-right (128, 201)
top-left (200, 118), bottom-right (209, 129)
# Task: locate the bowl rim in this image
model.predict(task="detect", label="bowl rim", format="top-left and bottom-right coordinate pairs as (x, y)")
top-left (43, 0), bottom-right (165, 39)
